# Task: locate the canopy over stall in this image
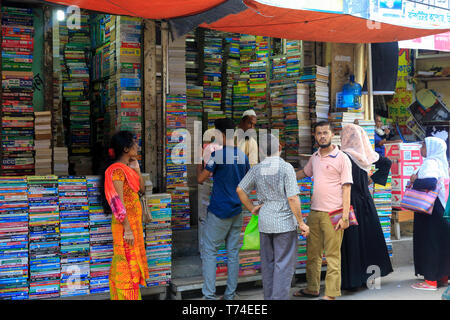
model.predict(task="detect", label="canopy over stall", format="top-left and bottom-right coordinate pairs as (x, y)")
top-left (45, 0), bottom-right (450, 42)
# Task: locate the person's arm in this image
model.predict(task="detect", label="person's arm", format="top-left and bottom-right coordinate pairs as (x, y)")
top-left (296, 169), bottom-right (306, 180)
top-left (198, 169), bottom-right (212, 184)
top-left (335, 183), bottom-right (351, 231)
top-left (297, 156), bottom-right (313, 180)
top-left (112, 178), bottom-right (134, 246)
top-left (412, 177), bottom-right (438, 190)
top-left (287, 195), bottom-right (309, 237)
top-left (237, 187), bottom-right (258, 213)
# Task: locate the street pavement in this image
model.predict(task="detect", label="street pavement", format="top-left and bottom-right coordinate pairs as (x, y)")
top-left (188, 265), bottom-right (447, 300)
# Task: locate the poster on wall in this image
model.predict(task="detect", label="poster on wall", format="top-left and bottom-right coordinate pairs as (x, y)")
top-left (387, 49), bottom-right (414, 133)
top-left (399, 31), bottom-right (450, 52)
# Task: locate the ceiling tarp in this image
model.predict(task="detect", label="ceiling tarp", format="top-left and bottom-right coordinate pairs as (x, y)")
top-left (200, 0), bottom-right (450, 43)
top-left (44, 0), bottom-right (226, 19)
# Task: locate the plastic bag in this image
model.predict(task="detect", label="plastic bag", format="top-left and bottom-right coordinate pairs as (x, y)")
top-left (241, 215), bottom-right (260, 251)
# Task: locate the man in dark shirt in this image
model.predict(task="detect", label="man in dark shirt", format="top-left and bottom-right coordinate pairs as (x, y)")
top-left (197, 118), bottom-right (250, 300)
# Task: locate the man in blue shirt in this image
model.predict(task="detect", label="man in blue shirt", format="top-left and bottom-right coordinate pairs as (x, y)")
top-left (197, 118), bottom-right (250, 300)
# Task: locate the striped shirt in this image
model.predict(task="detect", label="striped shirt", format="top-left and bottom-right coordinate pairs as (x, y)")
top-left (238, 156), bottom-right (299, 233)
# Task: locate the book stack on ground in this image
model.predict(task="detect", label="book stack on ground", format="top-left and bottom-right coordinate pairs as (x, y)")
top-left (370, 176), bottom-right (393, 257)
top-left (0, 177), bottom-right (29, 300)
top-left (166, 95), bottom-right (190, 230)
top-left (1, 6), bottom-right (35, 176)
top-left (87, 176), bottom-right (112, 293)
top-left (239, 189), bottom-right (261, 277)
top-left (53, 147), bottom-right (69, 175)
top-left (297, 177), bottom-right (312, 270)
top-left (58, 176), bottom-right (90, 297)
top-left (144, 193), bottom-right (172, 287)
top-left (34, 112), bottom-right (52, 175)
top-left (203, 30), bottom-right (223, 113)
top-left (27, 176), bottom-right (60, 299)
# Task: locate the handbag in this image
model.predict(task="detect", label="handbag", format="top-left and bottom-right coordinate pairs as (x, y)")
top-left (139, 191), bottom-right (152, 223)
top-left (400, 182), bottom-right (439, 215)
top-left (328, 206), bottom-right (358, 227)
top-left (240, 214), bottom-right (260, 251)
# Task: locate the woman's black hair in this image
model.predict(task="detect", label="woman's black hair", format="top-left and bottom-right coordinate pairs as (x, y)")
top-left (100, 130), bottom-right (136, 214)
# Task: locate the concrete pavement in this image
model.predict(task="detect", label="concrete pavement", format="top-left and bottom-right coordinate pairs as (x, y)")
top-left (187, 265), bottom-right (447, 300)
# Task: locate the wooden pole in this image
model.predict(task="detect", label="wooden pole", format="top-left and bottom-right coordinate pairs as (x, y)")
top-left (143, 19), bottom-right (157, 185)
top-left (367, 43), bottom-right (374, 121)
top-left (43, 6), bottom-right (54, 173)
top-left (160, 21), bottom-right (169, 191)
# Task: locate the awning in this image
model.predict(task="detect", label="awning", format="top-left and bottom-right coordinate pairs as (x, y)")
top-left (44, 0), bottom-right (226, 19)
top-left (45, 0), bottom-right (450, 43)
top-left (200, 1), bottom-right (450, 43)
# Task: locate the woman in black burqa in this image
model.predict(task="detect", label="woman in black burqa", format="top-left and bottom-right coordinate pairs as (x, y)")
top-left (339, 124), bottom-right (393, 291)
top-left (409, 137), bottom-right (450, 290)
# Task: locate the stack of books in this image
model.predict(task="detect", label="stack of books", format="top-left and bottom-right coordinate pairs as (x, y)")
top-left (1, 6), bottom-right (35, 176)
top-left (34, 112), bottom-right (52, 175)
top-left (166, 95), bottom-right (190, 230)
top-left (61, 12), bottom-right (92, 175)
top-left (370, 176), bottom-right (393, 257)
top-left (301, 65), bottom-right (330, 129)
top-left (329, 111), bottom-right (364, 146)
top-left (232, 79), bottom-right (249, 122)
top-left (249, 36), bottom-right (269, 129)
top-left (144, 193), bottom-right (172, 287)
top-left (297, 177), bottom-right (312, 269)
top-left (223, 33), bottom-right (240, 119)
top-left (53, 147), bottom-right (69, 175)
top-left (58, 176), bottom-right (90, 297)
top-left (203, 30), bottom-right (223, 113)
top-left (27, 176), bottom-right (60, 299)
top-left (115, 16), bottom-right (143, 166)
top-left (296, 84), bottom-right (312, 155)
top-left (238, 190), bottom-right (261, 277)
top-left (87, 176), bottom-right (112, 293)
top-left (0, 177), bottom-right (29, 300)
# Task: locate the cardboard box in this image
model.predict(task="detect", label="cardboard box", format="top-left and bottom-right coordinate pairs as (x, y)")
top-left (391, 176), bottom-right (411, 192)
top-left (385, 143), bottom-right (423, 163)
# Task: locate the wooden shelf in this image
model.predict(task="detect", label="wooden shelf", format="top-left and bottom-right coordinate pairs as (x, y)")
top-left (415, 76), bottom-right (450, 82)
top-left (416, 53), bottom-right (450, 60)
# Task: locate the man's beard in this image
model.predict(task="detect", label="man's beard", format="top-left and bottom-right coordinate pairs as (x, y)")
top-left (318, 141), bottom-right (331, 148)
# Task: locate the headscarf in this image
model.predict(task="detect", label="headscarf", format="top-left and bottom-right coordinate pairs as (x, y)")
top-left (104, 162), bottom-right (141, 222)
top-left (340, 123), bottom-right (380, 172)
top-left (418, 137), bottom-right (449, 209)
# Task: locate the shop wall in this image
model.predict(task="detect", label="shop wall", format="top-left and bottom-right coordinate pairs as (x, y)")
top-left (416, 57), bottom-right (450, 107)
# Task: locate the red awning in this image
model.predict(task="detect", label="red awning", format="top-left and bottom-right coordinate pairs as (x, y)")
top-left (201, 1), bottom-right (450, 43)
top-left (45, 0), bottom-right (226, 19)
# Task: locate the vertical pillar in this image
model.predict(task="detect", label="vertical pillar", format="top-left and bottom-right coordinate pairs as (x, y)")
top-left (143, 19), bottom-right (157, 185)
top-left (43, 6), bottom-right (54, 171)
top-left (366, 43), bottom-right (374, 121)
top-left (160, 21), bottom-right (169, 191)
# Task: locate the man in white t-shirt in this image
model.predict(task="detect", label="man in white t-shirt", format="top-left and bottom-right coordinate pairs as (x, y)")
top-left (236, 109), bottom-right (259, 167)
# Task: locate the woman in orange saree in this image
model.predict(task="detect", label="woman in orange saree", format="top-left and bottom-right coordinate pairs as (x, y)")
top-left (104, 131), bottom-right (149, 300)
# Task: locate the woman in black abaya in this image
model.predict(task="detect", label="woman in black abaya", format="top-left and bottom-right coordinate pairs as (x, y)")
top-left (340, 124), bottom-right (393, 291)
top-left (410, 137), bottom-right (450, 290)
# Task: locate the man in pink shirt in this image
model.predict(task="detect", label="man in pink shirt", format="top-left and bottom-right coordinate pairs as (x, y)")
top-left (294, 121), bottom-right (352, 300)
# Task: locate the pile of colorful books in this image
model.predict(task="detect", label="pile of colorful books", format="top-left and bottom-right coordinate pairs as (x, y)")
top-left (58, 176), bottom-right (90, 297)
top-left (203, 30), bottom-right (223, 112)
top-left (27, 176), bottom-right (60, 299)
top-left (166, 95), bottom-right (190, 230)
top-left (144, 193), bottom-right (172, 286)
top-left (1, 6), bottom-right (35, 176)
top-left (87, 176), bottom-right (112, 293)
top-left (0, 177), bottom-right (29, 299)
